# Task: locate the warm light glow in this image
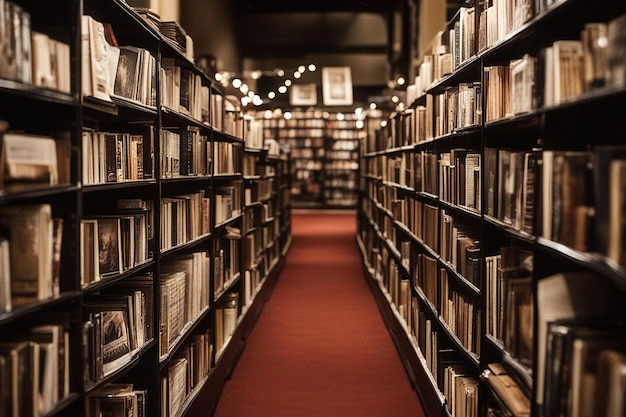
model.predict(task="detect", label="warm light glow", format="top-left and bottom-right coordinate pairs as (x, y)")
top-left (251, 70), bottom-right (262, 80)
top-left (276, 69), bottom-right (285, 77)
top-left (268, 91), bottom-right (276, 99)
top-left (264, 110), bottom-right (273, 118)
top-left (284, 79), bottom-right (292, 87)
top-left (241, 96), bottom-right (251, 106)
top-left (284, 111), bottom-right (292, 120)
top-left (248, 91), bottom-right (254, 98)
top-left (278, 85), bottom-right (287, 94)
top-left (397, 76), bottom-right (406, 86)
top-left (308, 64), bottom-right (316, 72)
top-left (298, 65), bottom-right (306, 73)
top-left (215, 72), bottom-right (223, 81)
top-left (239, 83), bottom-right (249, 94)
top-left (381, 120), bottom-right (388, 127)
top-left (294, 71), bottom-right (302, 79)
top-left (337, 113), bottom-right (345, 121)
top-left (369, 102), bottom-right (377, 110)
top-left (392, 95), bottom-right (399, 103)
top-left (356, 120), bottom-right (365, 129)
top-left (253, 95), bottom-right (263, 106)
top-left (354, 107), bottom-right (363, 115)
top-left (232, 78), bottom-right (242, 89)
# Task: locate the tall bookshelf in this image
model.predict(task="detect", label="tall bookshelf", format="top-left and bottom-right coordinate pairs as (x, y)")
top-left (0, 1), bottom-right (291, 416)
top-left (357, 1), bottom-right (626, 417)
top-left (262, 109), bottom-right (364, 209)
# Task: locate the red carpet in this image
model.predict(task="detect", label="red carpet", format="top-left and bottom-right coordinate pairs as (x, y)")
top-left (213, 211), bottom-right (426, 417)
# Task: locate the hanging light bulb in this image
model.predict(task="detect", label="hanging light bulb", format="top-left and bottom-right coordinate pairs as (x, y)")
top-left (308, 64), bottom-right (316, 72)
top-left (232, 78), bottom-right (242, 89)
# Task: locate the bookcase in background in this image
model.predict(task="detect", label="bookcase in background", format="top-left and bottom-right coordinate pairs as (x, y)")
top-left (0, 1), bottom-right (291, 416)
top-left (357, 1), bottom-right (626, 417)
top-left (261, 109), bottom-right (365, 209)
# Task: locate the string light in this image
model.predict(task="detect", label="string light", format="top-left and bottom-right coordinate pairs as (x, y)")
top-left (308, 64), bottom-right (316, 72)
top-left (232, 78), bottom-right (242, 89)
top-left (268, 91), bottom-right (276, 99)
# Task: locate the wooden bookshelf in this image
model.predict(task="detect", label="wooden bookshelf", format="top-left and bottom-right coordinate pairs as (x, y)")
top-left (0, 1), bottom-right (291, 416)
top-left (358, 1), bottom-right (626, 417)
top-left (261, 109), bottom-right (364, 209)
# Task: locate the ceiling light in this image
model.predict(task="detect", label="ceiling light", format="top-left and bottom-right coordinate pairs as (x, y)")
top-left (308, 64), bottom-right (316, 72)
top-left (397, 76), bottom-right (406, 86)
top-left (298, 65), bottom-right (306, 73)
top-left (232, 78), bottom-right (242, 89)
top-left (294, 72), bottom-right (302, 79)
top-left (278, 85), bottom-right (287, 94)
top-left (284, 79), bottom-right (292, 87)
top-left (392, 95), bottom-right (399, 103)
top-left (268, 91), bottom-right (276, 99)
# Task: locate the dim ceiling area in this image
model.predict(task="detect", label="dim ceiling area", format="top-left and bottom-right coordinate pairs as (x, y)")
top-left (181, 0), bottom-right (467, 109)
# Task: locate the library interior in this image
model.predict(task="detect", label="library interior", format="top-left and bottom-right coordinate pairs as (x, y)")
top-left (0, 0), bottom-right (625, 416)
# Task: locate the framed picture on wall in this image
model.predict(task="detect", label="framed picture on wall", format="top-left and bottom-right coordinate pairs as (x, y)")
top-left (290, 83), bottom-right (317, 106)
top-left (322, 66), bottom-right (353, 106)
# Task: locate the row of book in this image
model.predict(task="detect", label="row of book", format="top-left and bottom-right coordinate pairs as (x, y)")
top-left (214, 292), bottom-right (239, 356)
top-left (244, 179), bottom-right (273, 206)
top-left (87, 383), bottom-right (147, 417)
top-left (477, 0), bottom-right (533, 53)
top-left (0, 324), bottom-right (70, 417)
top-left (214, 230), bottom-right (241, 298)
top-left (82, 15), bottom-right (156, 106)
top-left (329, 139), bottom-right (359, 150)
top-left (329, 129), bottom-right (365, 140)
top-left (0, 0), bottom-right (71, 93)
top-left (215, 183), bottom-right (242, 226)
top-left (214, 142), bottom-right (242, 176)
top-left (0, 204), bottom-right (62, 311)
top-left (83, 277), bottom-right (153, 386)
top-left (160, 192), bottom-right (210, 251)
top-left (83, 130), bottom-right (152, 185)
top-left (444, 364), bottom-right (479, 417)
top-left (160, 129), bottom-right (211, 179)
top-left (243, 116), bottom-right (264, 150)
top-left (80, 211), bottom-right (151, 286)
top-left (161, 58), bottom-right (209, 121)
top-left (159, 252), bottom-right (211, 359)
top-left (161, 328), bottom-right (211, 417)
top-left (0, 131), bottom-right (71, 194)
top-left (222, 97), bottom-right (245, 139)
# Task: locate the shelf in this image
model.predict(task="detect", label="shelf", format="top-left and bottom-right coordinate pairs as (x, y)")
top-left (0, 79), bottom-right (79, 105)
top-left (82, 180), bottom-right (157, 192)
top-left (81, 260), bottom-right (156, 293)
top-left (0, 184), bottom-right (78, 203)
top-left (0, 292), bottom-right (79, 326)
top-left (159, 306), bottom-right (211, 366)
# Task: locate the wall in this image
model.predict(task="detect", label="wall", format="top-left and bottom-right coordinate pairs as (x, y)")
top-left (180, 0), bottom-right (240, 72)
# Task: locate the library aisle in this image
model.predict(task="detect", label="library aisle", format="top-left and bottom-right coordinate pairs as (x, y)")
top-left (214, 211), bottom-right (425, 417)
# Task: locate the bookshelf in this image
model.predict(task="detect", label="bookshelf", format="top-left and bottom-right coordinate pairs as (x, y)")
top-left (357, 1), bottom-right (626, 417)
top-left (262, 109), bottom-right (364, 209)
top-left (0, 1), bottom-right (291, 416)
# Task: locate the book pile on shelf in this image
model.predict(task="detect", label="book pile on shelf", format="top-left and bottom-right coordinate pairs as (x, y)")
top-left (0, 0), bottom-right (71, 93)
top-left (83, 275), bottom-right (153, 386)
top-left (1, 130), bottom-right (71, 193)
top-left (160, 191), bottom-right (210, 251)
top-left (215, 292), bottom-right (239, 355)
top-left (82, 15), bottom-right (157, 106)
top-left (215, 183), bottom-right (242, 225)
top-left (0, 323), bottom-right (70, 416)
top-left (160, 59), bottom-right (209, 121)
top-left (82, 130), bottom-right (153, 185)
top-left (86, 384), bottom-right (147, 417)
top-left (0, 204), bottom-right (63, 310)
top-left (477, 0), bottom-right (533, 52)
top-left (159, 252), bottom-right (210, 360)
top-left (214, 228), bottom-right (241, 297)
top-left (161, 328), bottom-right (211, 417)
top-left (160, 129), bottom-right (210, 179)
top-left (214, 142), bottom-right (242, 175)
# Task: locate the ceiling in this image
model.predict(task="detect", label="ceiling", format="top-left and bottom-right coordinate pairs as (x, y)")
top-left (180, 0), bottom-right (467, 109)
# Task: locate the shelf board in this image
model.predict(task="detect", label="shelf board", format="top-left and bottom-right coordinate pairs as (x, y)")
top-left (0, 79), bottom-right (78, 105)
top-left (0, 292), bottom-right (79, 326)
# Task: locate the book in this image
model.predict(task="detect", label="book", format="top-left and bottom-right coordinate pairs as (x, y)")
top-left (483, 363), bottom-right (530, 417)
top-left (594, 350), bottom-right (626, 417)
top-left (0, 204), bottom-right (57, 307)
top-left (535, 271), bottom-right (625, 408)
top-left (1, 132), bottom-right (62, 192)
